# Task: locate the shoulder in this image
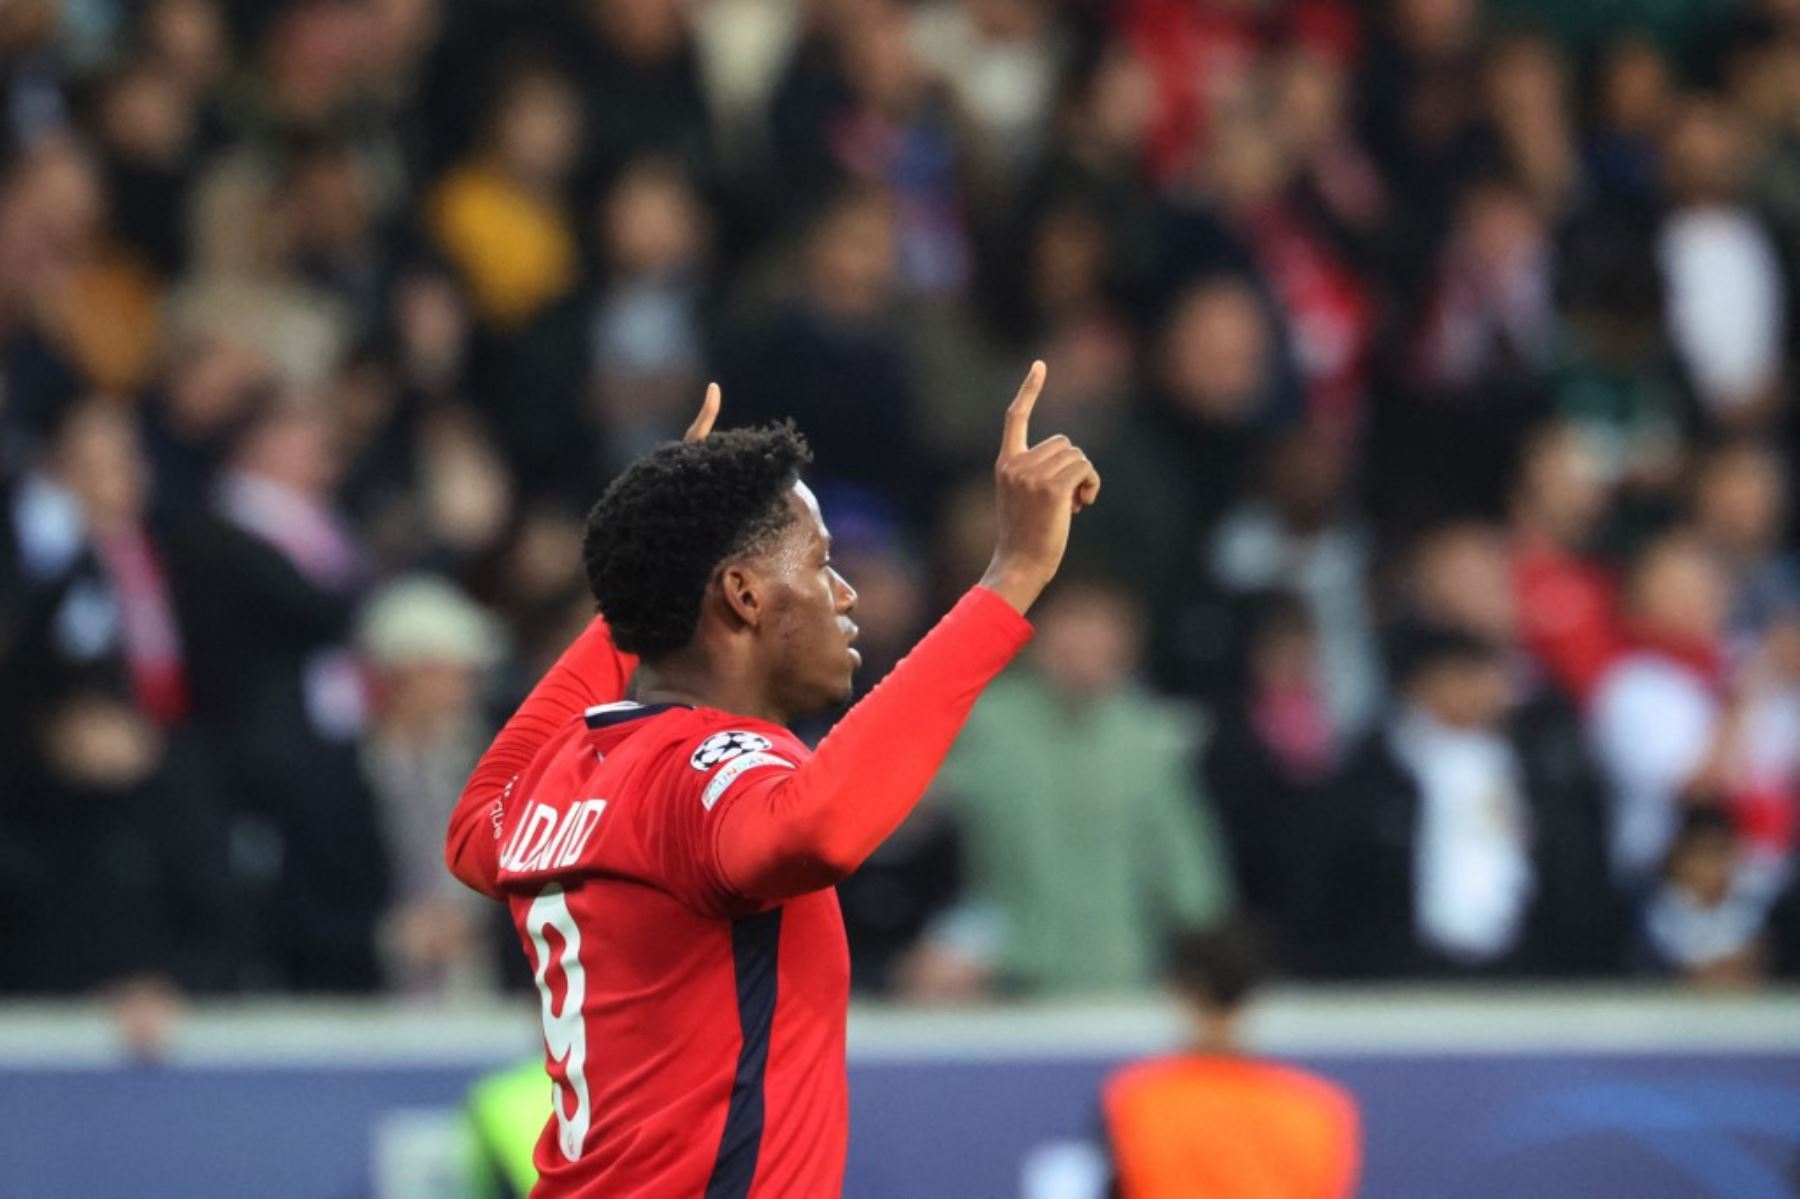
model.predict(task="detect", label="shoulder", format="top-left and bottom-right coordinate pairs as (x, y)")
top-left (1104, 1054), bottom-right (1192, 1101)
top-left (1591, 654), bottom-right (1713, 721)
top-left (645, 710), bottom-right (806, 812)
top-left (1105, 1055), bottom-right (1358, 1126)
top-left (674, 710), bottom-right (805, 770)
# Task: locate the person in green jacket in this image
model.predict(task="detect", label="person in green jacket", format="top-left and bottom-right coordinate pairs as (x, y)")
top-left (897, 576), bottom-right (1235, 999)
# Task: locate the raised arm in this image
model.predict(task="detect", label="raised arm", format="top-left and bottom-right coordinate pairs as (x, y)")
top-left (446, 385), bottom-right (723, 896)
top-left (712, 362), bottom-right (1102, 899)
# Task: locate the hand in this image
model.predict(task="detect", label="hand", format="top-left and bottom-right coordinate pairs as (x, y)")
top-left (894, 941), bottom-right (995, 1005)
top-left (979, 361), bottom-right (1100, 615)
top-left (41, 697), bottom-right (163, 791)
top-left (106, 974), bottom-right (183, 1062)
top-left (683, 382), bottom-right (722, 442)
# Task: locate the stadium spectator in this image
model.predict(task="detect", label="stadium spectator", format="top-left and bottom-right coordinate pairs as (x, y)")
top-left (1588, 531), bottom-right (1739, 890)
top-left (1102, 923), bottom-right (1361, 1199)
top-left (1200, 425), bottom-right (1381, 734)
top-left (177, 398), bottom-right (390, 990)
top-left (1304, 624), bottom-right (1600, 978)
top-left (769, 0), bottom-right (971, 296)
top-left (1507, 421), bottom-right (1621, 703)
top-left (1201, 592), bottom-right (1334, 955)
top-left (427, 58), bottom-right (583, 332)
top-left (1656, 97), bottom-right (1788, 428)
top-left (724, 185), bottom-right (935, 524)
top-left (358, 574), bottom-right (506, 997)
top-left (1084, 273), bottom-right (1297, 637)
top-left (1583, 36), bottom-right (1671, 208)
top-left (899, 577), bottom-right (1233, 999)
top-left (1688, 439), bottom-right (1800, 651)
top-left (1639, 806), bottom-right (1774, 988)
top-left (2, 0), bottom-right (1798, 1001)
top-left (0, 400), bottom-right (234, 993)
top-left (1725, 612), bottom-right (1800, 873)
top-left (1402, 520), bottom-right (1624, 970)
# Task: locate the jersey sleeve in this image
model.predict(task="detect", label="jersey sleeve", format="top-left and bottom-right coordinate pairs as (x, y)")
top-left (712, 586), bottom-right (1031, 903)
top-left (645, 726), bottom-right (801, 919)
top-left (447, 615), bottom-right (638, 898)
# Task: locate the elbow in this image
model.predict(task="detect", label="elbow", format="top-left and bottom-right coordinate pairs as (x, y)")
top-left (754, 819), bottom-right (867, 895)
top-left (792, 808), bottom-right (871, 883)
top-left (444, 807), bottom-right (503, 900)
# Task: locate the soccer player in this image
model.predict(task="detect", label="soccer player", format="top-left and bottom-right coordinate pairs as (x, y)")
top-left (446, 362), bottom-right (1099, 1197)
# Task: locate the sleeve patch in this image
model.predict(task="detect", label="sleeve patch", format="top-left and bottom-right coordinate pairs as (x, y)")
top-left (689, 730), bottom-right (774, 771)
top-left (701, 751), bottom-right (793, 811)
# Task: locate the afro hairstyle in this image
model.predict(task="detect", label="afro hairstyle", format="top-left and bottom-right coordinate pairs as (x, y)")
top-left (581, 423), bottom-right (813, 660)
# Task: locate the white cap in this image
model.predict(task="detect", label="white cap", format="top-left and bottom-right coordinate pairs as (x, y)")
top-left (357, 575), bottom-right (506, 670)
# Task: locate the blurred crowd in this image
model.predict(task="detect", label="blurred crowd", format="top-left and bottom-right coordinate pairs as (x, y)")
top-left (3, 0), bottom-right (1800, 1009)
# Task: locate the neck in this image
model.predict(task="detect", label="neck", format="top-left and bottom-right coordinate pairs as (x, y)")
top-left (635, 653), bottom-right (791, 727)
top-left (1185, 1009), bottom-right (1241, 1057)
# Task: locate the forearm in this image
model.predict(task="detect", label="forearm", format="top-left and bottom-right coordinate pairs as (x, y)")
top-left (716, 587), bottom-right (1031, 898)
top-left (446, 616), bottom-right (637, 896)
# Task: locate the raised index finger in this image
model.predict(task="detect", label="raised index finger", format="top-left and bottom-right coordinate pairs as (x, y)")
top-left (1000, 360), bottom-right (1047, 459)
top-left (684, 382), bottom-right (722, 443)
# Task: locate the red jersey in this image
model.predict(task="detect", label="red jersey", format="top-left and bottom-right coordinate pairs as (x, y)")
top-left (447, 587), bottom-right (1032, 1198)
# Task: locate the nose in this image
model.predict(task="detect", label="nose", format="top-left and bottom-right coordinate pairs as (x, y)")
top-left (831, 567), bottom-right (857, 613)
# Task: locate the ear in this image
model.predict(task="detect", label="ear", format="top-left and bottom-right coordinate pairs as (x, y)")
top-left (716, 561), bottom-right (766, 631)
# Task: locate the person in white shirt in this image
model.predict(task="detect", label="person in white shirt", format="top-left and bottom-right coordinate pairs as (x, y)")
top-left (1588, 531), bottom-right (1734, 886)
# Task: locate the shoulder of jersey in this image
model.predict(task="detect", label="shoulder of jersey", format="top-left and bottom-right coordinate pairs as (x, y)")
top-left (682, 723), bottom-right (797, 811)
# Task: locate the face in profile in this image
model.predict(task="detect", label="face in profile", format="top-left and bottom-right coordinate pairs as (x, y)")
top-left (755, 481), bottom-right (861, 718)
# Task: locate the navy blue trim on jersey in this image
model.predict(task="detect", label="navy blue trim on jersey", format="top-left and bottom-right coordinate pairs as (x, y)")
top-left (704, 908), bottom-right (783, 1199)
top-left (582, 701), bottom-right (691, 730)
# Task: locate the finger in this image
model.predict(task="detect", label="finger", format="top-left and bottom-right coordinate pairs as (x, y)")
top-left (1073, 466), bottom-right (1101, 513)
top-left (1022, 443), bottom-right (1084, 476)
top-left (1015, 433), bottom-right (1072, 464)
top-left (1000, 360), bottom-right (1047, 460)
top-left (684, 382), bottom-right (722, 443)
top-left (1048, 453), bottom-right (1097, 496)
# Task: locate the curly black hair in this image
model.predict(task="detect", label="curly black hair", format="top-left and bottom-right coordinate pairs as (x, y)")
top-left (582, 423), bottom-right (813, 660)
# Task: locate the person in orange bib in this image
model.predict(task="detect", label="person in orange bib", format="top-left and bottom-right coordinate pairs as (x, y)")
top-left (1103, 925), bottom-right (1362, 1199)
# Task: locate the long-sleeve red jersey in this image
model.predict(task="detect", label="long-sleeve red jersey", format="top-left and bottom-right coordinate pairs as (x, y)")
top-left (446, 586), bottom-right (1032, 1198)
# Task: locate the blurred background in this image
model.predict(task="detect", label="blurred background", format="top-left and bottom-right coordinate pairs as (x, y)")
top-left (1, 0), bottom-right (1799, 1195)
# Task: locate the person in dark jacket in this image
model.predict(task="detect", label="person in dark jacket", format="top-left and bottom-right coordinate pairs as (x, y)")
top-left (173, 398), bottom-right (390, 991)
top-left (0, 401), bottom-right (236, 995)
top-left (1302, 623), bottom-right (1619, 979)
